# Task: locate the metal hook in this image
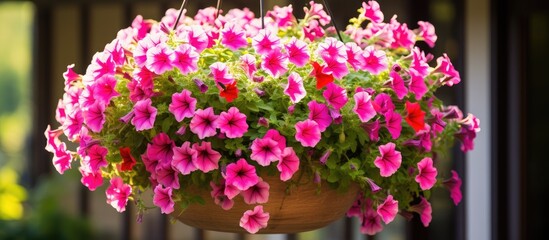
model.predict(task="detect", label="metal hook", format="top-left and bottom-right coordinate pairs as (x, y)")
top-left (173, 0), bottom-right (188, 31)
top-left (321, 0), bottom-right (343, 42)
top-left (215, 0), bottom-right (223, 20)
top-left (260, 0), bottom-right (265, 29)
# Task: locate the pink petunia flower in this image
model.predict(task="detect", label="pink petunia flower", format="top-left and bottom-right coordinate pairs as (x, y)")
top-left (322, 57), bottom-right (349, 79)
top-left (373, 93), bottom-right (395, 114)
top-left (105, 177), bottom-right (132, 212)
top-left (456, 113), bottom-right (481, 152)
top-left (409, 69), bottom-right (428, 100)
top-left (362, 119), bottom-right (380, 142)
top-left (384, 111), bottom-right (402, 139)
top-left (410, 196), bottom-right (432, 227)
top-left (284, 72), bottom-right (306, 104)
top-left (410, 47), bottom-right (431, 78)
top-left (415, 157), bottom-right (438, 190)
top-left (146, 132), bottom-right (175, 167)
top-left (295, 119), bottom-right (321, 147)
top-left (153, 185), bottom-right (175, 214)
top-left (83, 144), bottom-right (108, 172)
top-left (308, 101), bottom-right (332, 132)
top-left (403, 125), bottom-right (432, 152)
top-left (192, 141), bottom-right (221, 173)
top-left (262, 49), bottom-right (288, 77)
top-left (360, 207), bottom-right (383, 235)
top-left (346, 42), bottom-right (364, 70)
top-left (180, 25), bottom-right (209, 52)
top-left (434, 54), bottom-right (461, 86)
top-left (224, 158), bottom-right (259, 191)
top-left (304, 1), bottom-right (331, 26)
top-left (285, 37), bottom-right (310, 67)
top-left (87, 52), bottom-right (115, 81)
top-left (250, 137), bottom-right (282, 166)
top-left (268, 5), bottom-right (295, 28)
top-left (131, 99), bottom-right (157, 131)
top-left (210, 62), bottom-right (235, 85)
top-left (52, 142), bottom-right (72, 174)
top-left (221, 22), bottom-right (248, 50)
top-left (318, 37), bottom-right (347, 62)
top-left (362, 45), bottom-right (388, 75)
top-left (63, 64), bottom-right (81, 88)
top-left (353, 91), bottom-right (376, 123)
top-left (155, 165), bottom-right (180, 189)
top-left (146, 42), bottom-right (174, 75)
top-left (277, 147), bottom-right (300, 181)
top-left (190, 107), bottom-right (219, 139)
top-left (363, 1), bottom-right (384, 23)
top-left (218, 107), bottom-right (249, 138)
top-left (253, 29), bottom-right (281, 54)
top-left (417, 21), bottom-right (438, 48)
top-left (374, 142), bottom-right (402, 177)
top-left (377, 195), bottom-right (398, 224)
top-left (390, 17), bottom-right (417, 50)
top-left (80, 165), bottom-right (103, 191)
top-left (264, 129), bottom-right (287, 151)
top-left (44, 125), bottom-right (63, 153)
top-left (169, 89), bottom-right (197, 122)
top-left (82, 101), bottom-right (106, 133)
top-left (172, 142), bottom-right (197, 175)
top-left (171, 44), bottom-right (199, 74)
top-left (210, 180), bottom-right (235, 210)
top-left (443, 170), bottom-right (463, 205)
top-left (323, 83), bottom-right (348, 110)
top-left (93, 74), bottom-right (120, 104)
top-left (240, 54), bottom-right (257, 78)
top-left (242, 180), bottom-right (270, 205)
top-left (239, 205), bottom-right (270, 234)
top-left (390, 70), bottom-right (408, 99)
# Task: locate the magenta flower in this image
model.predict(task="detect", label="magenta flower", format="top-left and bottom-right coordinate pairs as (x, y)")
top-left (146, 42), bottom-right (174, 75)
top-left (409, 69), bottom-right (428, 100)
top-left (360, 208), bottom-right (383, 235)
top-left (390, 17), bottom-right (417, 50)
top-left (362, 119), bottom-right (380, 142)
top-left (374, 142), bottom-right (402, 177)
top-left (52, 142), bottom-right (72, 174)
top-left (239, 205), bottom-right (270, 234)
top-left (418, 21), bottom-right (437, 48)
top-left (262, 49), bottom-right (288, 77)
top-left (172, 142), bottom-right (197, 175)
top-left (346, 42), bottom-right (364, 70)
top-left (88, 52), bottom-right (115, 80)
top-left (190, 107), bottom-right (219, 139)
top-left (384, 111), bottom-right (402, 139)
top-left (171, 44), bottom-right (199, 74)
top-left (456, 113), bottom-right (480, 152)
top-left (153, 185), bottom-right (175, 214)
top-left (295, 119), bottom-right (321, 147)
top-left (362, 45), bottom-right (388, 75)
top-left (308, 101), bottom-right (332, 132)
top-left (240, 54), bottom-right (257, 78)
top-left (169, 89), bottom-right (197, 122)
top-left (63, 64), bottom-right (80, 87)
top-left (410, 47), bottom-right (431, 78)
top-left (443, 170), bottom-right (463, 205)
top-left (82, 101), bottom-right (106, 133)
top-left (363, 1), bottom-right (384, 23)
top-left (323, 83), bottom-right (348, 110)
top-left (155, 165), bottom-right (180, 189)
top-left (45, 125), bottom-right (63, 153)
top-left (105, 177), bottom-right (132, 212)
top-left (250, 137), bottom-right (282, 166)
top-left (210, 62), bottom-right (235, 85)
top-left (183, 25), bottom-right (209, 52)
top-left (264, 129), bottom-right (287, 151)
top-left (225, 158), bottom-right (259, 191)
top-left (224, 181), bottom-right (241, 200)
top-left (93, 74), bottom-right (120, 104)
top-left (221, 22), bottom-right (248, 50)
top-left (377, 195), bottom-right (398, 224)
top-left (62, 110), bottom-right (84, 141)
top-left (322, 57), bottom-right (349, 79)
top-left (285, 37), bottom-right (310, 67)
top-left (304, 1), bottom-right (331, 26)
top-left (79, 166), bottom-right (103, 191)
top-left (131, 99), bottom-right (157, 131)
top-left (210, 181), bottom-right (235, 210)
top-left (277, 147), bottom-right (300, 181)
top-left (192, 141), bottom-right (221, 173)
top-left (317, 37), bottom-right (347, 62)
top-left (416, 157), bottom-right (437, 190)
top-left (146, 133), bottom-right (175, 168)
top-left (410, 196), bottom-right (432, 227)
top-left (353, 92), bottom-right (376, 123)
top-left (434, 54), bottom-right (461, 86)
top-left (84, 144), bottom-right (108, 172)
top-left (253, 29), bottom-right (281, 54)
top-left (218, 107), bottom-right (249, 138)
top-left (242, 180), bottom-right (270, 204)
top-left (373, 93), bottom-right (395, 114)
top-left (390, 70), bottom-right (408, 99)
top-left (284, 72), bottom-right (306, 104)
top-left (268, 5), bottom-right (295, 28)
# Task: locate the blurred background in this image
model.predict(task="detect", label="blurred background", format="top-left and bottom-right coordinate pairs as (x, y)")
top-left (0, 0), bottom-right (547, 239)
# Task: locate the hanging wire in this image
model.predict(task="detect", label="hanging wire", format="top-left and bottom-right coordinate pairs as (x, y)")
top-left (173, 0), bottom-right (188, 30)
top-left (215, 0), bottom-right (223, 20)
top-left (321, 0), bottom-right (343, 42)
top-left (260, 0), bottom-right (265, 29)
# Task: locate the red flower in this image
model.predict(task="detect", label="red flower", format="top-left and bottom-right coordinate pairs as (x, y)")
top-left (119, 147), bottom-right (136, 171)
top-left (405, 101), bottom-right (426, 132)
top-left (219, 81), bottom-right (239, 102)
top-left (310, 61), bottom-right (334, 90)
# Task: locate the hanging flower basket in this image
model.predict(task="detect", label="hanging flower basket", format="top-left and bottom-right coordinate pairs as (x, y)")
top-left (45, 0), bottom-right (479, 235)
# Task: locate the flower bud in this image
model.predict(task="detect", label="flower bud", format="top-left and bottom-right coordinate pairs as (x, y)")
top-left (392, 64), bottom-right (402, 72)
top-left (339, 132), bottom-right (345, 143)
top-left (253, 76), bottom-right (265, 83)
top-left (254, 88), bottom-right (265, 97)
top-left (193, 78), bottom-right (208, 93)
top-left (319, 149), bottom-right (332, 165)
top-left (176, 124), bottom-right (187, 135)
top-left (288, 105), bottom-right (295, 115)
top-left (235, 148), bottom-right (242, 157)
top-left (314, 171), bottom-right (321, 184)
top-left (258, 117), bottom-right (269, 127)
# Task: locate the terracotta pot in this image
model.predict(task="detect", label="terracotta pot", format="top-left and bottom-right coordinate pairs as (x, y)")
top-left (173, 174), bottom-right (359, 234)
